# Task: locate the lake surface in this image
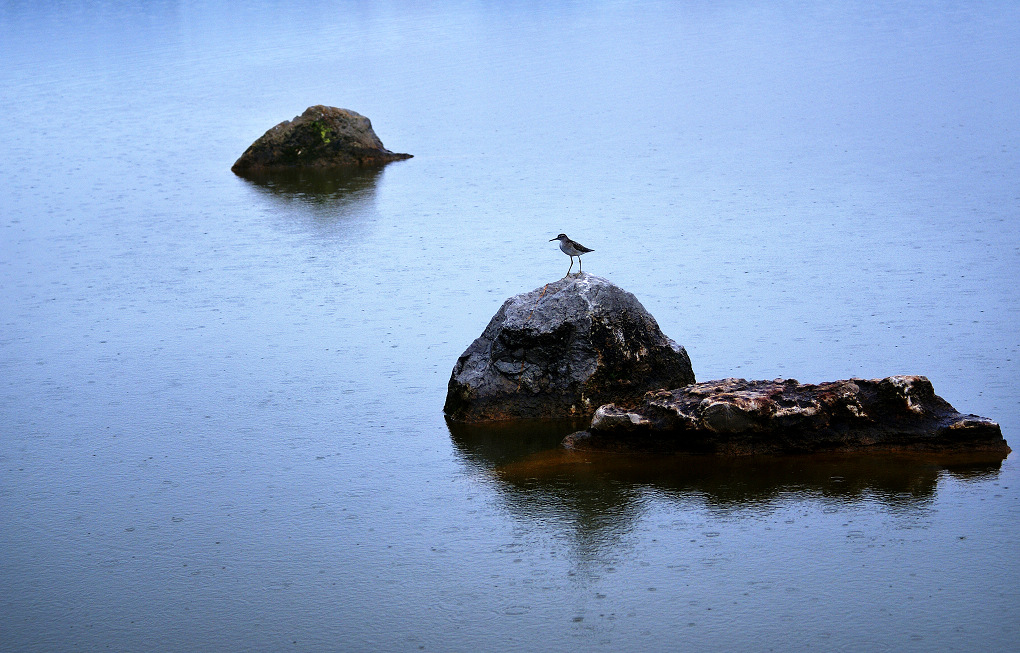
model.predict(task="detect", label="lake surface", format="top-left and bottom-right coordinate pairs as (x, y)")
top-left (2, 1), bottom-right (1018, 651)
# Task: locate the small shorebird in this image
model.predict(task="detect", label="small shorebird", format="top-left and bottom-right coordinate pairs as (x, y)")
top-left (550, 233), bottom-right (594, 276)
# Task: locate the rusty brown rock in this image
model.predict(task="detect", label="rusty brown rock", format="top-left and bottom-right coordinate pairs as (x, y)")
top-left (564, 376), bottom-right (1010, 456)
top-left (231, 105), bottom-right (411, 172)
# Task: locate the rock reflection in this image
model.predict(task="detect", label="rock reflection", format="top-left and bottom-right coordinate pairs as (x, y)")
top-left (449, 419), bottom-right (1007, 534)
top-left (448, 419), bottom-right (647, 557)
top-left (447, 418), bottom-right (589, 469)
top-left (235, 164), bottom-right (387, 219)
top-left (495, 448), bottom-right (1006, 509)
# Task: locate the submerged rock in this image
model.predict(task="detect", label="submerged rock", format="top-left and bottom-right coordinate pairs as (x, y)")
top-left (564, 376), bottom-right (1010, 456)
top-left (231, 105), bottom-right (411, 172)
top-left (444, 273), bottom-right (695, 422)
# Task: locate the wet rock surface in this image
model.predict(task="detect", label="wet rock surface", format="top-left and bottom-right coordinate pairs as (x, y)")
top-left (564, 376), bottom-right (1010, 455)
top-left (444, 273), bottom-right (695, 422)
top-left (231, 105), bottom-right (411, 172)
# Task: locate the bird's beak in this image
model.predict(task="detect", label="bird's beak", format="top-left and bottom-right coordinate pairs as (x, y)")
top-left (549, 237), bottom-right (557, 241)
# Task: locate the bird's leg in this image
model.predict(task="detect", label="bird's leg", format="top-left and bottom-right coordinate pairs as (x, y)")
top-left (578, 257), bottom-right (582, 273)
top-left (566, 257), bottom-right (574, 276)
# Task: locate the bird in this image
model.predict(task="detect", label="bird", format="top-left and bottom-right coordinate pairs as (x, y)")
top-left (549, 233), bottom-right (594, 276)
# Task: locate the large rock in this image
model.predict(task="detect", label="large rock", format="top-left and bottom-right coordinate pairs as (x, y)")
top-left (444, 273), bottom-right (695, 422)
top-left (231, 105), bottom-right (411, 172)
top-left (564, 376), bottom-right (1010, 455)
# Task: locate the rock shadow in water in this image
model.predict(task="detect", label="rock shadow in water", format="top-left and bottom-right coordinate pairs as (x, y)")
top-left (235, 164), bottom-right (394, 238)
top-left (447, 417), bottom-right (589, 470)
top-left (496, 448), bottom-right (1006, 508)
top-left (448, 418), bottom-right (646, 557)
top-left (449, 418), bottom-right (1006, 520)
top-left (236, 164), bottom-right (385, 207)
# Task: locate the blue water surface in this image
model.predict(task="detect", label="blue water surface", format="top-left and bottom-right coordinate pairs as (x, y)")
top-left (1, 2), bottom-right (1018, 651)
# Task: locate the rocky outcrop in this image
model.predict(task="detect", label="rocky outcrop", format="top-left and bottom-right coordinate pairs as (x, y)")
top-left (563, 376), bottom-right (1010, 455)
top-left (231, 105), bottom-right (411, 172)
top-left (444, 273), bottom-right (695, 422)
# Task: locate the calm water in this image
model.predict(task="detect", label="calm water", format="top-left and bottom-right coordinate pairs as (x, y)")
top-left (2, 1), bottom-right (1018, 651)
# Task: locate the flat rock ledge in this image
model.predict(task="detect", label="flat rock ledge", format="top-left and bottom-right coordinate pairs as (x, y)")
top-left (231, 105), bottom-right (411, 172)
top-left (444, 273), bottom-right (695, 422)
top-left (563, 376), bottom-right (1010, 455)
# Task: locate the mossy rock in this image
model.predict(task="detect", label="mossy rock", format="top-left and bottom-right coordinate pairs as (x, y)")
top-left (232, 105), bottom-right (411, 172)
